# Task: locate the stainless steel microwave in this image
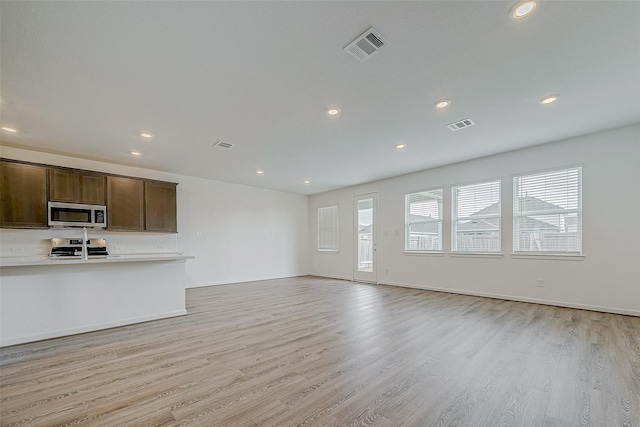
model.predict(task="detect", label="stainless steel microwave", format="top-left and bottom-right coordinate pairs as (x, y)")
top-left (48, 201), bottom-right (107, 228)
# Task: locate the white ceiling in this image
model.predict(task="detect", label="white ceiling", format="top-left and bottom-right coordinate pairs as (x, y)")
top-left (1, 1), bottom-right (639, 195)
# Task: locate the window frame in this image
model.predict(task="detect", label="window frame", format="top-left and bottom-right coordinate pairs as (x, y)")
top-left (404, 187), bottom-right (444, 254)
top-left (451, 178), bottom-right (502, 254)
top-left (512, 165), bottom-right (583, 256)
top-left (317, 204), bottom-right (339, 252)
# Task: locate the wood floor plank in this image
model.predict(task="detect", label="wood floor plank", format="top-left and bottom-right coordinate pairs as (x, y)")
top-left (1, 276), bottom-right (638, 427)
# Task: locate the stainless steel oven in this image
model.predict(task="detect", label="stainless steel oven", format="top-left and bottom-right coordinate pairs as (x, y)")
top-left (48, 201), bottom-right (107, 228)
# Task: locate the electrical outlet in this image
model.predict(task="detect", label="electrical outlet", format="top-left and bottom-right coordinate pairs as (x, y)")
top-left (158, 245), bottom-right (166, 251)
top-left (536, 278), bottom-right (544, 288)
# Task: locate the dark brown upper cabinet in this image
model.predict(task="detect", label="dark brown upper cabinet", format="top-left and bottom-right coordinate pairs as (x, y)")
top-left (0, 160), bottom-right (48, 228)
top-left (48, 168), bottom-right (106, 205)
top-left (1, 159), bottom-right (178, 232)
top-left (107, 176), bottom-right (144, 231)
top-left (80, 173), bottom-right (106, 205)
top-left (145, 181), bottom-right (177, 233)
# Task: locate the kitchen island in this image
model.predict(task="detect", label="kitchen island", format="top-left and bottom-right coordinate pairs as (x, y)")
top-left (0, 254), bottom-right (193, 347)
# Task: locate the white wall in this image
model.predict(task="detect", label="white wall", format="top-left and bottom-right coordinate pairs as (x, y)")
top-left (0, 146), bottom-right (309, 287)
top-left (309, 124), bottom-right (640, 316)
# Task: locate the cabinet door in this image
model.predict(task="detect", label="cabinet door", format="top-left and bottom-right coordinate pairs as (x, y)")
top-left (80, 174), bottom-right (106, 205)
top-left (1, 161), bottom-right (48, 228)
top-left (145, 181), bottom-right (177, 232)
top-left (48, 168), bottom-right (79, 202)
top-left (107, 176), bottom-right (144, 231)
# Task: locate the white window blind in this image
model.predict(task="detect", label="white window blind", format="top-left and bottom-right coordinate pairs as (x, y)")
top-left (405, 189), bottom-right (443, 252)
top-left (452, 180), bottom-right (501, 253)
top-left (318, 205), bottom-right (338, 251)
top-left (513, 167), bottom-right (582, 254)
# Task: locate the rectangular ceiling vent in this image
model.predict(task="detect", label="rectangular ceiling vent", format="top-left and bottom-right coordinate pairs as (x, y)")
top-left (344, 27), bottom-right (387, 62)
top-left (447, 118), bottom-right (476, 132)
top-left (214, 140), bottom-right (233, 149)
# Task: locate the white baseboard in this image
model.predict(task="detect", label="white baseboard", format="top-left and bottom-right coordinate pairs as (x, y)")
top-left (310, 273), bottom-right (353, 282)
top-left (186, 273), bottom-right (311, 289)
top-left (0, 310), bottom-right (188, 348)
top-left (186, 281), bottom-right (230, 288)
top-left (377, 280), bottom-right (640, 317)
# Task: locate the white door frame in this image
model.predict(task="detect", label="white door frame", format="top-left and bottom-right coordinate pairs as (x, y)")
top-left (353, 192), bottom-right (378, 284)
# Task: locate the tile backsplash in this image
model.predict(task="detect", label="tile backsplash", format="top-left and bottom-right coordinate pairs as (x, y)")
top-left (0, 229), bottom-right (178, 258)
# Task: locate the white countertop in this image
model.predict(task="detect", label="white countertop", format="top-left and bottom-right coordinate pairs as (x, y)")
top-left (0, 253), bottom-right (194, 268)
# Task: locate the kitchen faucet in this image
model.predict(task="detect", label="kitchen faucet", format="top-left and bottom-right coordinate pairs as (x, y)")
top-left (82, 227), bottom-right (88, 260)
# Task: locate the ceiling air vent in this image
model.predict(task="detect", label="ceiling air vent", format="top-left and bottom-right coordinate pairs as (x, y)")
top-left (344, 27), bottom-right (387, 62)
top-left (447, 118), bottom-right (476, 132)
top-left (214, 140), bottom-right (233, 149)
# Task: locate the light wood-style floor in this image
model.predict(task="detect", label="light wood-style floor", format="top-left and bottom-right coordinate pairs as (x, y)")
top-left (1, 276), bottom-right (639, 426)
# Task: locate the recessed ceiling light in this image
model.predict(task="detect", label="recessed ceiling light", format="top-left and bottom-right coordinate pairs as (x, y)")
top-left (326, 107), bottom-right (340, 116)
top-left (140, 133), bottom-right (153, 139)
top-left (256, 169), bottom-right (264, 175)
top-left (1, 127), bottom-right (17, 133)
top-left (510, 1), bottom-right (537, 19)
top-left (395, 143), bottom-right (407, 149)
top-left (130, 151), bottom-right (142, 156)
top-left (304, 180), bottom-right (311, 185)
top-left (434, 99), bottom-right (451, 109)
top-left (539, 94), bottom-right (559, 105)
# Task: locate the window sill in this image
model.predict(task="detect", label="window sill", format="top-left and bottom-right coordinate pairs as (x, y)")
top-left (404, 251), bottom-right (444, 257)
top-left (511, 253), bottom-right (585, 261)
top-left (450, 252), bottom-right (503, 259)
top-left (318, 250), bottom-right (339, 254)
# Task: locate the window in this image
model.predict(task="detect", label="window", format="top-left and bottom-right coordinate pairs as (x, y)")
top-left (513, 167), bottom-right (582, 254)
top-left (318, 205), bottom-right (338, 251)
top-left (405, 189), bottom-right (443, 252)
top-left (452, 180), bottom-right (501, 253)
